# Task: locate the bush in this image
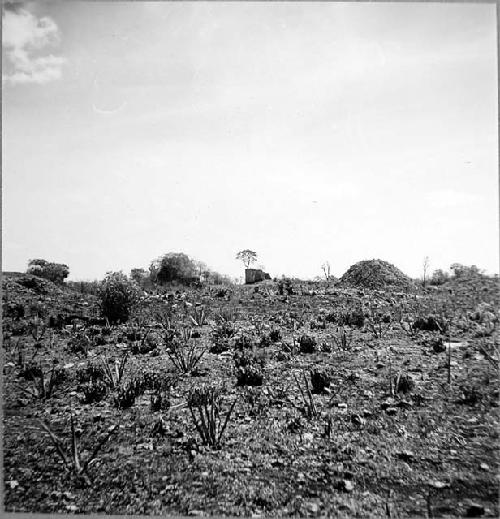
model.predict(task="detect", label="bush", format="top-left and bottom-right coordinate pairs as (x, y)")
top-left (113, 378), bottom-right (145, 409)
top-left (429, 269), bottom-right (450, 286)
top-left (150, 253), bottom-right (198, 285)
top-left (269, 329), bottom-right (282, 343)
top-left (27, 259), bottom-right (69, 284)
top-left (412, 315), bottom-right (447, 332)
top-left (210, 323), bottom-right (236, 353)
top-left (299, 334), bottom-right (317, 354)
top-left (98, 272), bottom-right (140, 324)
top-left (450, 263), bottom-right (483, 279)
top-left (234, 349), bottom-right (265, 386)
top-left (277, 278), bottom-right (294, 296)
top-left (80, 380), bottom-right (108, 404)
top-left (310, 368), bottom-right (332, 393)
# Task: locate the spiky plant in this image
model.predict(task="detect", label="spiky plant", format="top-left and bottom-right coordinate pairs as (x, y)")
top-left (187, 384), bottom-right (237, 448)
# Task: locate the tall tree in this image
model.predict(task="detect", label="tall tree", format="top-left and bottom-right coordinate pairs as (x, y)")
top-left (236, 250), bottom-right (258, 269)
top-left (422, 256), bottom-right (430, 287)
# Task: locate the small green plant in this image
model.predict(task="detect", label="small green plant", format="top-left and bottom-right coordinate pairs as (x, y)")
top-left (150, 390), bottom-right (171, 412)
top-left (189, 305), bottom-right (208, 326)
top-left (187, 383), bottom-right (237, 448)
top-left (293, 371), bottom-right (318, 418)
top-left (215, 306), bottom-right (238, 324)
top-left (332, 326), bottom-right (353, 350)
top-left (37, 413), bottom-right (117, 486)
top-left (366, 307), bottom-right (388, 339)
top-left (29, 317), bottom-right (46, 345)
top-left (80, 379), bottom-right (108, 404)
top-left (166, 327), bottom-right (206, 374)
top-left (234, 349), bottom-right (265, 386)
top-left (310, 367), bottom-right (332, 394)
top-left (68, 332), bottom-right (92, 356)
top-left (129, 330), bottom-right (157, 355)
top-left (298, 334), bottom-right (317, 354)
top-left (21, 361), bottom-right (66, 400)
top-left (269, 329), bottom-right (282, 342)
top-left (412, 314), bottom-right (447, 333)
top-left (234, 333), bottom-right (254, 351)
top-left (100, 354), bottom-right (129, 390)
top-left (113, 378), bottom-right (145, 409)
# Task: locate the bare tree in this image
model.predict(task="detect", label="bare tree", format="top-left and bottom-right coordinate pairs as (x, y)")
top-left (236, 250), bottom-right (258, 269)
top-left (423, 256), bottom-right (430, 287)
top-left (321, 261), bottom-right (331, 281)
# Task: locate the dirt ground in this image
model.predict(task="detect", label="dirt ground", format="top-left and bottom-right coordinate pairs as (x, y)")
top-left (2, 273), bottom-right (499, 517)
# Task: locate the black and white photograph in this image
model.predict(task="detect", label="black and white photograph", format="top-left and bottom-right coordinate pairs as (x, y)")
top-left (2, 0), bottom-right (499, 517)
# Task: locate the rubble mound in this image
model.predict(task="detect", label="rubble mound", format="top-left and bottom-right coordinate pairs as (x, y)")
top-left (2, 272), bottom-right (96, 319)
top-left (340, 259), bottom-right (413, 290)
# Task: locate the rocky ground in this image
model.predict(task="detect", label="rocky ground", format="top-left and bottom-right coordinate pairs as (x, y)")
top-left (2, 272), bottom-right (499, 517)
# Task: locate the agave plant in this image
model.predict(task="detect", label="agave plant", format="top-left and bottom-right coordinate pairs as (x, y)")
top-left (187, 383), bottom-right (237, 448)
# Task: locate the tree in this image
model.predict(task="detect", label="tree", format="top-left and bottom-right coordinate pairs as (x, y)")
top-left (99, 272), bottom-right (140, 323)
top-left (450, 263), bottom-right (482, 279)
top-left (422, 256), bottom-right (430, 287)
top-left (430, 269), bottom-right (450, 286)
top-left (236, 250), bottom-right (258, 269)
top-left (152, 253), bottom-right (198, 285)
top-left (321, 261), bottom-right (332, 281)
top-left (130, 268), bottom-right (149, 290)
top-left (27, 259), bottom-right (69, 284)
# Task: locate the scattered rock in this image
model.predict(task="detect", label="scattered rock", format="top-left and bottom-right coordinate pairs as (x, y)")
top-left (397, 450), bottom-right (415, 462)
top-left (430, 481), bottom-right (450, 489)
top-left (304, 501), bottom-right (320, 514)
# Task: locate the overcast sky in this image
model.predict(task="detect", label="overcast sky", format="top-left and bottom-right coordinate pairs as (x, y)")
top-left (2, 1), bottom-right (498, 281)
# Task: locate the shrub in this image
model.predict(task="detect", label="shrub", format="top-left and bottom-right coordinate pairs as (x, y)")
top-left (269, 329), bottom-right (282, 343)
top-left (310, 368), bottom-right (332, 393)
top-left (341, 309), bottom-right (365, 327)
top-left (450, 263), bottom-right (483, 279)
top-left (98, 272), bottom-right (140, 324)
top-left (27, 259), bottom-right (69, 284)
top-left (430, 269), bottom-right (450, 286)
top-left (80, 379), bottom-right (108, 404)
top-left (231, 332), bottom-right (253, 352)
top-left (299, 334), bottom-right (317, 354)
top-left (277, 278), bottom-right (294, 295)
top-left (234, 349), bottom-right (265, 386)
top-left (394, 373), bottom-right (415, 394)
top-left (210, 322), bottom-right (236, 353)
top-left (37, 414), bottom-right (118, 487)
top-left (21, 362), bottom-right (66, 400)
top-left (67, 332), bottom-right (92, 356)
top-left (113, 378), bottom-right (144, 409)
top-left (137, 369), bottom-right (176, 392)
top-left (150, 390), bottom-right (171, 412)
top-left (412, 315), bottom-right (447, 332)
top-left (76, 362), bottom-right (106, 384)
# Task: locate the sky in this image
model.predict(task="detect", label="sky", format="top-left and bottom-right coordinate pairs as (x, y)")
top-left (2, 1), bottom-right (498, 281)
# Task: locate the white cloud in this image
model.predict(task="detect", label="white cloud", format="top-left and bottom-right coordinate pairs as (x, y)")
top-left (2, 7), bottom-right (65, 85)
